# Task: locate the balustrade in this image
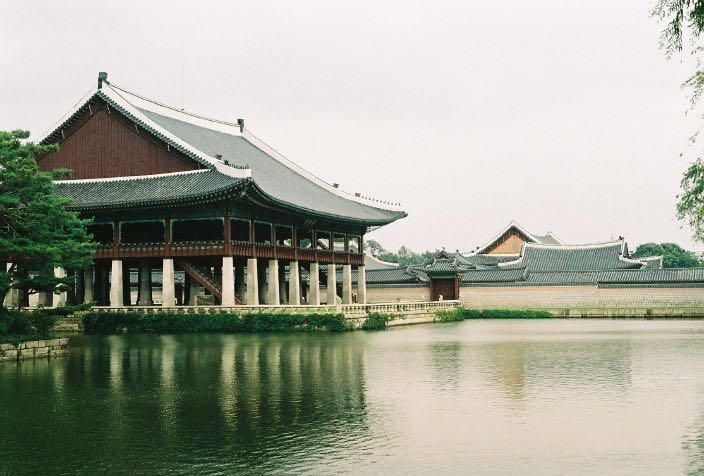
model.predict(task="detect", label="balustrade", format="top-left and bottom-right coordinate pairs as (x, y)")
top-left (94, 239), bottom-right (364, 262)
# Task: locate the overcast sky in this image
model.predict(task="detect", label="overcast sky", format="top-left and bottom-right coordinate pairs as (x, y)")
top-left (1, 1), bottom-right (699, 253)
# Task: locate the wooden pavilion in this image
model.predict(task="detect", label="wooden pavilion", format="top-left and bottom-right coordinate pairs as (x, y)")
top-left (37, 73), bottom-right (406, 307)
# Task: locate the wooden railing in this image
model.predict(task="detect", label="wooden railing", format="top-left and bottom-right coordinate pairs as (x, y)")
top-left (94, 240), bottom-right (363, 264)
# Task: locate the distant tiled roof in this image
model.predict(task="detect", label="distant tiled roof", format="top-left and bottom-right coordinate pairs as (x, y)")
top-left (525, 268), bottom-right (704, 285)
top-left (338, 266), bottom-right (425, 285)
top-left (461, 268), bottom-right (526, 283)
top-left (364, 254), bottom-right (401, 270)
top-left (462, 253), bottom-right (517, 267)
top-left (500, 241), bottom-right (642, 271)
top-left (639, 256), bottom-right (664, 269)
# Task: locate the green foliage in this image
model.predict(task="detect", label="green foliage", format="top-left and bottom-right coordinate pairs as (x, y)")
top-left (0, 309), bottom-right (32, 335)
top-left (29, 309), bottom-right (56, 339)
top-left (437, 307), bottom-right (469, 322)
top-left (365, 239), bottom-right (386, 257)
top-left (375, 245), bottom-right (442, 267)
top-left (82, 311), bottom-right (351, 334)
top-left (436, 307), bottom-right (553, 322)
top-left (632, 242), bottom-right (702, 267)
top-left (653, 3), bottom-right (704, 241)
top-left (0, 130), bottom-right (95, 307)
top-left (361, 312), bottom-right (390, 330)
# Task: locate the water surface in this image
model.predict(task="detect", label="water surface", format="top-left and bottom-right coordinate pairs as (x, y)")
top-left (1, 319), bottom-right (704, 474)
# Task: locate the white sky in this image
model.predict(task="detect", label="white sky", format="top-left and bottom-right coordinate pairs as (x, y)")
top-left (1, 1), bottom-right (700, 253)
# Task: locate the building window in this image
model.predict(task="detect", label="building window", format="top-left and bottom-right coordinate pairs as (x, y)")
top-left (231, 219), bottom-right (250, 242)
top-left (254, 222), bottom-right (272, 244)
top-left (333, 233), bottom-right (346, 251)
top-left (275, 225), bottom-right (293, 246)
top-left (172, 219), bottom-right (224, 241)
top-left (316, 231), bottom-right (331, 250)
top-left (87, 223), bottom-right (113, 244)
top-left (297, 229), bottom-right (313, 249)
top-left (349, 236), bottom-right (361, 253)
top-left (121, 221), bottom-right (165, 243)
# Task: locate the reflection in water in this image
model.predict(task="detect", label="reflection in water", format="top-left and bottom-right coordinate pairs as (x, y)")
top-left (1, 320), bottom-right (704, 474)
top-left (0, 334), bottom-right (369, 474)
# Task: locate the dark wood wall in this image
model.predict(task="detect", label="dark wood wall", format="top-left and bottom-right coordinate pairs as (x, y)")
top-left (38, 104), bottom-right (203, 179)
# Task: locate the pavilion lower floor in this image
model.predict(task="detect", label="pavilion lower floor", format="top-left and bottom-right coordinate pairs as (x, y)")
top-left (19, 257), bottom-right (367, 308)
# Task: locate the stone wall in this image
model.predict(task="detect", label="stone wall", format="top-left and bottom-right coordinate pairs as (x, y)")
top-left (363, 283), bottom-right (704, 315)
top-left (366, 285), bottom-right (430, 303)
top-left (0, 338), bottom-right (68, 362)
top-left (459, 285), bottom-right (704, 312)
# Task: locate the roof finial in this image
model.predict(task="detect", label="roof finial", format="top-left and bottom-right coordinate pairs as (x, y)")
top-left (98, 72), bottom-right (108, 89)
top-left (237, 118), bottom-right (244, 133)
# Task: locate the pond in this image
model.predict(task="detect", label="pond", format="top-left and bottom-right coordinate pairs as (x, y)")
top-left (1, 319), bottom-right (704, 474)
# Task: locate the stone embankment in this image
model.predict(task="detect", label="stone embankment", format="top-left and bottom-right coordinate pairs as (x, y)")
top-left (0, 338), bottom-right (69, 362)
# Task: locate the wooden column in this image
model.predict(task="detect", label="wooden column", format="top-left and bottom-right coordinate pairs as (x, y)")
top-left (224, 215), bottom-right (232, 255)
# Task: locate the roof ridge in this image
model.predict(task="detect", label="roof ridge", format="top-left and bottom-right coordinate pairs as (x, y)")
top-left (54, 168), bottom-right (210, 184)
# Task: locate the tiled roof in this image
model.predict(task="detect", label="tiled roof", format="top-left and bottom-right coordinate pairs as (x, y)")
top-left (500, 241), bottom-right (642, 271)
top-left (364, 254), bottom-right (401, 270)
top-left (462, 253), bottom-right (517, 267)
top-left (461, 268), bottom-right (526, 283)
top-left (525, 268), bottom-right (704, 285)
top-left (54, 169), bottom-right (244, 209)
top-left (337, 266), bottom-right (425, 285)
top-left (639, 256), bottom-right (664, 269)
top-left (44, 79), bottom-right (406, 225)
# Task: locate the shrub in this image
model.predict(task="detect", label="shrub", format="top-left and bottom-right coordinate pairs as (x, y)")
top-left (0, 309), bottom-right (32, 336)
top-left (82, 310), bottom-right (350, 334)
top-left (362, 313), bottom-right (391, 330)
top-left (436, 308), bottom-right (467, 322)
top-left (30, 309), bottom-right (57, 338)
top-left (480, 309), bottom-right (552, 319)
top-left (435, 307), bottom-right (553, 322)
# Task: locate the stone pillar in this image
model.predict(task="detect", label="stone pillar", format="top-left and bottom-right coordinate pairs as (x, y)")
top-left (309, 262), bottom-right (320, 306)
top-left (54, 267), bottom-right (67, 307)
top-left (342, 264), bottom-right (352, 304)
top-left (278, 265), bottom-right (287, 304)
top-left (235, 265), bottom-right (245, 303)
top-left (258, 260), bottom-right (268, 304)
top-left (289, 261), bottom-right (301, 305)
top-left (137, 260), bottom-right (153, 306)
top-left (188, 277), bottom-right (199, 305)
top-left (4, 263), bottom-right (19, 308)
top-left (357, 265), bottom-right (367, 304)
top-left (37, 290), bottom-right (53, 308)
top-left (221, 256), bottom-right (236, 307)
top-left (267, 259), bottom-right (280, 305)
top-left (84, 266), bottom-right (94, 303)
top-left (109, 260), bottom-right (123, 307)
top-left (122, 263), bottom-right (131, 306)
top-left (162, 258), bottom-right (175, 307)
top-left (246, 258), bottom-right (259, 305)
top-left (327, 264), bottom-right (337, 305)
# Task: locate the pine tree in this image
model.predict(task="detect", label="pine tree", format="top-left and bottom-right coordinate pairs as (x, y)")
top-left (0, 130), bottom-right (94, 308)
